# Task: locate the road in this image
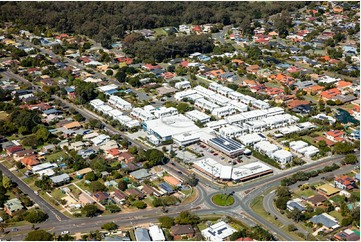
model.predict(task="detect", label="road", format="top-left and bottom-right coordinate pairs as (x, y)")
top-left (0, 163), bottom-right (68, 222)
top-left (212, 25), bottom-right (232, 44)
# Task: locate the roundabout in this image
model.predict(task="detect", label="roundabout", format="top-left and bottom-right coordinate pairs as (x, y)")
top-left (211, 193), bottom-right (235, 207)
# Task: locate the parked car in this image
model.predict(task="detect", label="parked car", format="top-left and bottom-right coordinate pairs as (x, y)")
top-left (61, 231), bottom-right (69, 235)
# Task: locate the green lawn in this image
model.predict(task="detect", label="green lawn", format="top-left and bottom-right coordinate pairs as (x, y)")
top-left (330, 195), bottom-right (346, 203)
top-left (293, 188), bottom-right (317, 198)
top-left (46, 151), bottom-right (69, 162)
top-left (153, 27), bottom-right (167, 36)
top-left (212, 194), bottom-right (234, 206)
top-left (50, 188), bottom-right (67, 200)
top-left (329, 210), bottom-right (344, 221)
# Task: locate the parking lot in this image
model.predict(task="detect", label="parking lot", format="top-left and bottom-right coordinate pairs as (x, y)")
top-left (187, 143), bottom-right (259, 167)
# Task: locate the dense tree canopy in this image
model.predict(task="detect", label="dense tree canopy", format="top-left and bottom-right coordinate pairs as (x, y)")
top-left (0, 2), bottom-right (308, 43)
top-left (25, 230), bottom-right (53, 241)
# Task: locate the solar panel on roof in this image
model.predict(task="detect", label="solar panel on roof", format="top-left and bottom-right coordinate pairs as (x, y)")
top-left (249, 165), bottom-right (262, 171)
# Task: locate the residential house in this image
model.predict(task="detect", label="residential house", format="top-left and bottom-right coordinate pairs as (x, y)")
top-left (129, 169), bottom-right (151, 181)
top-left (287, 198), bottom-right (306, 212)
top-left (336, 80), bottom-right (353, 94)
top-left (13, 149), bottom-right (34, 161)
top-left (126, 188), bottom-right (145, 200)
top-left (148, 225), bottom-right (165, 241)
top-left (163, 176), bottom-right (182, 187)
top-left (112, 189), bottom-right (128, 204)
top-left (306, 194), bottom-right (327, 207)
top-left (63, 121), bottom-right (82, 130)
top-left (310, 213), bottom-right (339, 231)
top-left (334, 229), bottom-right (360, 241)
top-left (92, 191), bottom-right (110, 204)
top-left (134, 228), bottom-right (151, 241)
top-left (334, 176), bottom-right (356, 190)
top-left (105, 148), bottom-right (121, 159)
top-left (286, 100), bottom-right (311, 109)
top-left (4, 198), bottom-right (24, 216)
top-left (5, 145), bottom-right (24, 156)
top-left (320, 88), bottom-right (341, 101)
top-left (316, 183), bottom-right (340, 197)
top-left (246, 65), bottom-right (260, 74)
top-left (50, 174), bottom-right (70, 186)
top-left (171, 225), bottom-right (195, 240)
top-left (21, 156), bottom-right (40, 169)
top-left (141, 184), bottom-right (161, 197)
top-left (304, 85), bottom-right (324, 95)
top-left (325, 130), bottom-right (344, 142)
top-left (78, 192), bottom-right (95, 206)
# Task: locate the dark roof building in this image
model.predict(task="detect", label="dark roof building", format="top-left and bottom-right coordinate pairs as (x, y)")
top-left (208, 136), bottom-right (244, 158)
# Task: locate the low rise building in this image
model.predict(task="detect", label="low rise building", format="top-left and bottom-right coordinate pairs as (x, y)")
top-left (201, 221), bottom-right (237, 241)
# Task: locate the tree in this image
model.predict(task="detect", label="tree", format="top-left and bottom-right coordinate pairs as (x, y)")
top-left (230, 229), bottom-right (248, 241)
top-left (24, 209), bottom-right (48, 223)
top-left (333, 142), bottom-right (355, 154)
top-left (275, 197), bottom-right (289, 210)
top-left (144, 149), bottom-right (165, 167)
top-left (84, 171), bottom-right (97, 181)
top-left (90, 181), bottom-right (106, 192)
top-left (25, 230), bottom-right (53, 241)
top-left (159, 216), bottom-right (175, 228)
top-left (2, 176), bottom-right (12, 189)
top-left (118, 180), bottom-right (128, 191)
top-left (132, 200), bottom-right (147, 209)
top-left (101, 222), bottom-right (118, 231)
top-left (105, 69), bottom-right (113, 76)
top-left (275, 186), bottom-right (291, 197)
top-left (287, 224), bottom-right (297, 232)
top-left (105, 204), bottom-right (121, 213)
top-left (343, 154), bottom-right (358, 164)
top-left (35, 126), bottom-right (50, 142)
top-left (175, 211), bottom-right (200, 225)
top-left (81, 204), bottom-right (99, 217)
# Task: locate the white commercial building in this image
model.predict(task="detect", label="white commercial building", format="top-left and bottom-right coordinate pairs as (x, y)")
top-left (211, 106), bottom-right (236, 118)
top-left (108, 95), bottom-right (132, 110)
top-left (148, 225), bottom-right (165, 241)
top-left (174, 89), bottom-right (196, 101)
top-left (238, 133), bottom-right (266, 146)
top-left (195, 98), bottom-right (220, 111)
top-left (193, 158), bottom-right (273, 182)
top-left (201, 221), bottom-right (237, 241)
top-left (154, 107), bottom-right (178, 118)
top-left (219, 125), bottom-right (246, 138)
top-left (131, 107), bottom-right (155, 121)
top-left (229, 100), bottom-right (248, 112)
top-left (254, 140), bottom-right (279, 156)
top-left (97, 84), bottom-right (119, 93)
top-left (90, 99), bottom-right (104, 108)
top-left (175, 80), bottom-right (191, 90)
top-left (290, 140), bottom-right (319, 157)
top-left (251, 99), bottom-right (270, 109)
top-left (91, 134), bottom-right (110, 146)
top-left (143, 114), bottom-right (200, 141)
top-left (205, 120), bottom-right (228, 130)
top-left (185, 110), bottom-right (211, 123)
top-left (272, 149), bottom-right (293, 164)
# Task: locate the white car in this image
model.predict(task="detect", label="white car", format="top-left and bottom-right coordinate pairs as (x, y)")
top-left (60, 231), bottom-right (69, 235)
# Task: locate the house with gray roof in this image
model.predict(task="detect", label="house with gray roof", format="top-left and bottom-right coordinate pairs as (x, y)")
top-left (310, 213), bottom-right (339, 229)
top-left (134, 228), bottom-right (151, 241)
top-left (129, 169), bottom-right (151, 180)
top-left (50, 174), bottom-right (70, 186)
top-left (4, 198), bottom-right (24, 216)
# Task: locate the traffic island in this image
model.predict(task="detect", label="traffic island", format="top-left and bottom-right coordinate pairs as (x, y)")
top-left (211, 194), bottom-right (235, 206)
